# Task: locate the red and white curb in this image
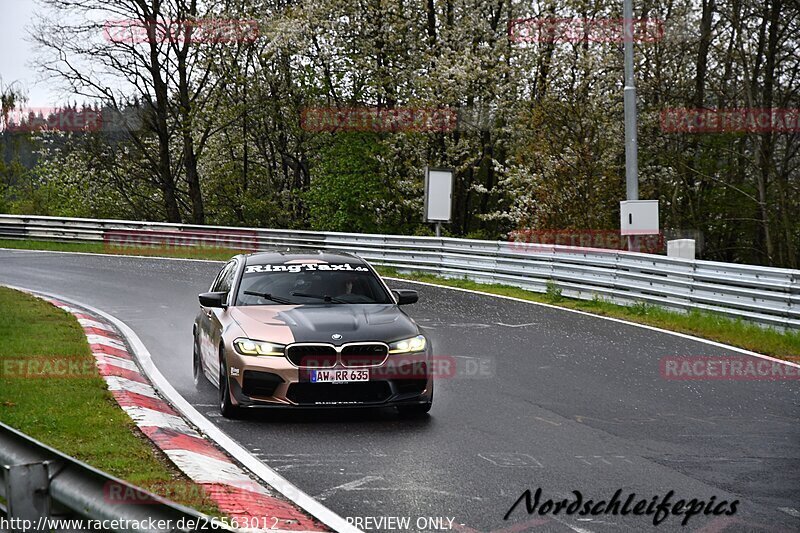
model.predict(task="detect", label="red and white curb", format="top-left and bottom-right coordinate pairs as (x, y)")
top-left (29, 291), bottom-right (331, 533)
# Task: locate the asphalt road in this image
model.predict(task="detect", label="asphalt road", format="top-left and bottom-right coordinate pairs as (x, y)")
top-left (1, 249), bottom-right (798, 533)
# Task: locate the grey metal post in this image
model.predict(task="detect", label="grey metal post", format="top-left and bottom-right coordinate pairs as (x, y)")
top-left (4, 463), bottom-right (51, 526)
top-left (623, 0), bottom-right (639, 251)
top-left (623, 0), bottom-right (639, 201)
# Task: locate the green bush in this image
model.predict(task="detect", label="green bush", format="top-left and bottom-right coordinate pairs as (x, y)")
top-left (545, 280), bottom-right (563, 302)
top-left (304, 132), bottom-right (389, 233)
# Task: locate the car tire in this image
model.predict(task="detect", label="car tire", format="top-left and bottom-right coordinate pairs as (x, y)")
top-left (218, 351), bottom-right (240, 419)
top-left (192, 336), bottom-right (204, 390)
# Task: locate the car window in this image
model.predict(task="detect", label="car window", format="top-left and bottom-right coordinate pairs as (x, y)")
top-left (209, 265), bottom-right (227, 291)
top-left (235, 262), bottom-right (392, 305)
top-left (213, 261), bottom-right (237, 293)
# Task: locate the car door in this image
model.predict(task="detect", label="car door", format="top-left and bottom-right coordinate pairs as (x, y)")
top-left (199, 260), bottom-right (237, 380)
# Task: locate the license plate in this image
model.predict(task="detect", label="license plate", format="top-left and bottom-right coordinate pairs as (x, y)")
top-left (311, 369), bottom-right (370, 383)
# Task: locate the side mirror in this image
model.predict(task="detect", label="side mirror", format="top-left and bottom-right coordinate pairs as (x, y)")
top-left (393, 289), bottom-right (419, 305)
top-left (199, 292), bottom-right (227, 308)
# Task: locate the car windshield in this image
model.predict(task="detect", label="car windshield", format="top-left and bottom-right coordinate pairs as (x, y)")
top-left (235, 262), bottom-right (393, 305)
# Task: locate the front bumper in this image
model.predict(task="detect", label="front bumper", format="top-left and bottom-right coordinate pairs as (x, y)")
top-left (224, 350), bottom-right (433, 408)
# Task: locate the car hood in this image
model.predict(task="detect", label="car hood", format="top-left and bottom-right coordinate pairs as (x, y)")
top-left (229, 304), bottom-right (420, 344)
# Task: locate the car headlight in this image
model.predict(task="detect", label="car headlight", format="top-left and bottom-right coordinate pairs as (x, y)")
top-left (233, 338), bottom-right (285, 356)
top-left (388, 334), bottom-right (426, 354)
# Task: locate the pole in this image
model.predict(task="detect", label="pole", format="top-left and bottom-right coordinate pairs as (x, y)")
top-left (623, 0), bottom-right (639, 250)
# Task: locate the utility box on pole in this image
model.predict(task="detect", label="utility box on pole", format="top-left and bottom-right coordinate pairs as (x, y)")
top-left (620, 200), bottom-right (659, 235)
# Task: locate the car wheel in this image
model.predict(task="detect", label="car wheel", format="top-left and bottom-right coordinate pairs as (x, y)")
top-left (218, 352), bottom-right (240, 419)
top-left (192, 336), bottom-right (204, 389)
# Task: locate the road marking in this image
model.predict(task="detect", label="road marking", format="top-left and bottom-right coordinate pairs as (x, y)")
top-left (316, 475), bottom-right (482, 502)
top-left (686, 416), bottom-right (717, 425)
top-left (479, 453), bottom-right (543, 467)
top-left (275, 464), bottom-right (334, 472)
top-left (575, 518), bottom-right (616, 525)
top-left (574, 455), bottom-right (634, 466)
top-left (550, 517), bottom-right (594, 533)
top-left (778, 507), bottom-right (800, 518)
top-left (660, 456), bottom-right (762, 464)
top-left (315, 475), bottom-right (382, 501)
top-left (533, 416), bottom-right (561, 426)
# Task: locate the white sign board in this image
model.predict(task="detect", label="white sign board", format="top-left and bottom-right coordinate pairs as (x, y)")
top-left (424, 168), bottom-right (453, 222)
top-left (620, 200), bottom-right (659, 235)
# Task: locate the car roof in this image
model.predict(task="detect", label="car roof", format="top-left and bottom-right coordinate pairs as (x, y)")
top-left (243, 249), bottom-right (365, 266)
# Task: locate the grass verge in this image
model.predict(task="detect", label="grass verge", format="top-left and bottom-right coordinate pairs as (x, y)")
top-left (2, 238), bottom-right (798, 361)
top-left (0, 286), bottom-right (219, 514)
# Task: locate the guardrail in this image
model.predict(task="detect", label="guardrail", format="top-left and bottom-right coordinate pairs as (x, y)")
top-left (0, 422), bottom-right (222, 532)
top-left (0, 214), bottom-right (797, 329)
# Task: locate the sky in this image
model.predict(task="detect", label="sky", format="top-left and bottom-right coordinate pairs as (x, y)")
top-left (0, 0), bottom-right (52, 107)
top-left (0, 0), bottom-right (85, 108)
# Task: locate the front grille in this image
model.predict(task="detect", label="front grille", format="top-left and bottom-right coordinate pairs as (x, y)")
top-left (287, 344), bottom-right (338, 367)
top-left (287, 382), bottom-right (392, 405)
top-left (340, 344), bottom-right (388, 367)
top-left (242, 371), bottom-right (284, 397)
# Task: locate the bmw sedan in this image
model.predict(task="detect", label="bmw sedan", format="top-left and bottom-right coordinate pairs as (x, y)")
top-left (193, 251), bottom-right (433, 417)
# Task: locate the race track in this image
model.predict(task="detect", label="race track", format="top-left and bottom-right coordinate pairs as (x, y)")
top-left (1, 249), bottom-right (798, 532)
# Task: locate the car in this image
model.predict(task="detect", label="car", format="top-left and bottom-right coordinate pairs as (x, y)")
top-left (193, 250), bottom-right (433, 418)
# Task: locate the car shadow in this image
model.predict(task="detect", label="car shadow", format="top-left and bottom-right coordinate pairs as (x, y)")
top-left (234, 406), bottom-right (433, 426)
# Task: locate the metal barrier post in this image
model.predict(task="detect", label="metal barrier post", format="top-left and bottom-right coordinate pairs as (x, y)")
top-left (3, 462), bottom-right (51, 524)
